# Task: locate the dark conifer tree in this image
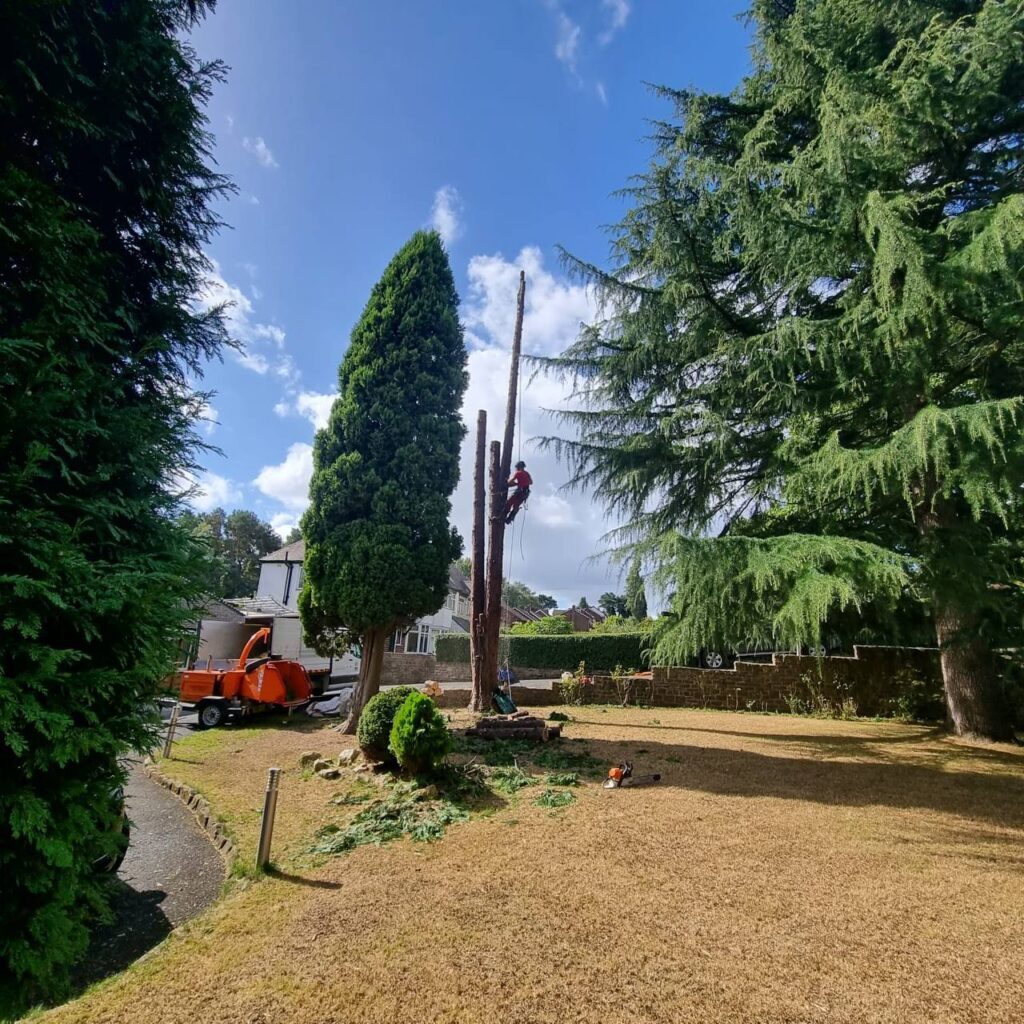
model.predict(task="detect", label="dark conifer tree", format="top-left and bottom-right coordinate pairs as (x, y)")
top-left (0, 0), bottom-right (230, 1006)
top-left (300, 232), bottom-right (467, 733)
top-left (544, 0), bottom-right (1024, 739)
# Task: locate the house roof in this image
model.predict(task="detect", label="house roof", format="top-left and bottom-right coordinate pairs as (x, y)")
top-left (448, 562), bottom-right (470, 596)
top-left (224, 596), bottom-right (295, 618)
top-left (261, 539), bottom-right (305, 563)
top-left (451, 615), bottom-right (470, 633)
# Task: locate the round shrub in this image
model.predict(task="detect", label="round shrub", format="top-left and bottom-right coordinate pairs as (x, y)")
top-left (356, 686), bottom-right (416, 764)
top-left (389, 692), bottom-right (451, 775)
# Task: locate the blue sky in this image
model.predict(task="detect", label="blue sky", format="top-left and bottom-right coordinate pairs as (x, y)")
top-left (187, 0), bottom-right (752, 607)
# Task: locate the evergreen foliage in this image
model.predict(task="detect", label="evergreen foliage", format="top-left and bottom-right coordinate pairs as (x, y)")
top-left (299, 231), bottom-right (467, 731)
top-left (542, 0), bottom-right (1024, 739)
top-left (0, 0), bottom-right (229, 1007)
top-left (356, 687), bottom-right (416, 765)
top-left (180, 507), bottom-right (282, 598)
top-left (625, 558), bottom-right (648, 620)
top-left (388, 692), bottom-right (451, 775)
top-left (598, 592), bottom-right (629, 617)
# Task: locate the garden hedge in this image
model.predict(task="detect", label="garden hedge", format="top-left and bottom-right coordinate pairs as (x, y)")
top-left (434, 632), bottom-right (650, 672)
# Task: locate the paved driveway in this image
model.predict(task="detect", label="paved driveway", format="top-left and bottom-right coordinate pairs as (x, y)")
top-left (72, 752), bottom-right (224, 991)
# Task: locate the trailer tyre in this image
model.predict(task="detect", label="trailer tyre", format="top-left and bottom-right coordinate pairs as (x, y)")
top-left (196, 700), bottom-right (226, 730)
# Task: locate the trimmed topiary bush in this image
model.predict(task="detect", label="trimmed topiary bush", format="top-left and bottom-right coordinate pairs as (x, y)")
top-left (389, 692), bottom-right (451, 775)
top-left (356, 687), bottom-right (416, 764)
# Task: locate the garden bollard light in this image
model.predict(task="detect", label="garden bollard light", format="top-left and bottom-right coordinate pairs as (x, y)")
top-left (162, 702), bottom-right (181, 759)
top-left (256, 767), bottom-right (281, 869)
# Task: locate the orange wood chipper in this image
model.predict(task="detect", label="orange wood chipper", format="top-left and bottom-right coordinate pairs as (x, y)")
top-left (178, 626), bottom-right (313, 729)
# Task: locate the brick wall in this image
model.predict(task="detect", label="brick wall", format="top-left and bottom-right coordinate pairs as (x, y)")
top-left (580, 646), bottom-right (943, 718)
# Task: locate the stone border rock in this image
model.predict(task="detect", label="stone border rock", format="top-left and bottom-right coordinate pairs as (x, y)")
top-left (143, 757), bottom-right (238, 869)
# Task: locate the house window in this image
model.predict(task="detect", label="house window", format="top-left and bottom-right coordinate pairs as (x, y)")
top-left (404, 624), bottom-right (435, 655)
top-left (385, 628), bottom-right (403, 654)
top-left (444, 590), bottom-right (457, 612)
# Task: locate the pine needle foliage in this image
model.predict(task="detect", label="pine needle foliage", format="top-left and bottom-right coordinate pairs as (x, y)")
top-left (0, 0), bottom-right (229, 1008)
top-left (540, 0), bottom-right (1024, 739)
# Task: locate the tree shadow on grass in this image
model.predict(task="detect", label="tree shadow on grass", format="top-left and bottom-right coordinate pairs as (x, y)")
top-left (265, 867), bottom-right (344, 889)
top-left (563, 732), bottom-right (1024, 832)
top-left (570, 711), bottom-right (1024, 766)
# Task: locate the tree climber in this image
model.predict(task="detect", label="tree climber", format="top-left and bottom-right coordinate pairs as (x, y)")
top-left (503, 460), bottom-right (532, 524)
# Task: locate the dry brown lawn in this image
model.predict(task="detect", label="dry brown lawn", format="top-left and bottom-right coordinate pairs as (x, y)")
top-left (39, 706), bottom-right (1024, 1024)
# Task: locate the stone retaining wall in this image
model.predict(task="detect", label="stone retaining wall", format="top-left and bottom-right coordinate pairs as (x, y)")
top-left (584, 646), bottom-right (943, 717)
top-left (383, 652), bottom-right (563, 686)
top-left (144, 758), bottom-right (238, 868)
top-left (431, 685), bottom-right (564, 709)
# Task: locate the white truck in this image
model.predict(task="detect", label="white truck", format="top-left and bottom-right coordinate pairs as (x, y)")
top-left (192, 603), bottom-right (360, 695)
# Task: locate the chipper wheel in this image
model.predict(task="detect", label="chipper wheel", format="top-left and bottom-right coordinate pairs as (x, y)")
top-left (195, 699), bottom-right (227, 730)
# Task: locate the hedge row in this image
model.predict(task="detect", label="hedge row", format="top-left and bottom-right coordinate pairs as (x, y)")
top-left (434, 632), bottom-right (650, 672)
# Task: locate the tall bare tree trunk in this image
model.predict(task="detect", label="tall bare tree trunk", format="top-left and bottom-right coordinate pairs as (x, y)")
top-left (340, 624), bottom-right (387, 734)
top-left (469, 410), bottom-right (488, 711)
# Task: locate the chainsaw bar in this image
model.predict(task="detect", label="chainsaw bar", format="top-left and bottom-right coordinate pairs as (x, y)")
top-left (602, 772), bottom-right (662, 789)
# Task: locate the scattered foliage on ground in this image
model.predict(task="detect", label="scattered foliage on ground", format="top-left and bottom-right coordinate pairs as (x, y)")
top-left (534, 788), bottom-right (576, 809)
top-left (543, 772), bottom-right (580, 787)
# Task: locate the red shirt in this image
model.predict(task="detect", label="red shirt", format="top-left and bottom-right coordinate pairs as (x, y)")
top-left (512, 469), bottom-right (532, 489)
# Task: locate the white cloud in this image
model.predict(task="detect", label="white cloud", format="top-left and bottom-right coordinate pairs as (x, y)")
top-left (430, 185), bottom-right (463, 246)
top-left (296, 391), bottom-right (337, 430)
top-left (530, 492), bottom-right (580, 529)
top-left (226, 113), bottom-right (235, 133)
top-left (269, 512), bottom-right (299, 539)
top-left (196, 259), bottom-right (290, 378)
top-left (246, 193), bottom-right (260, 206)
top-left (252, 323), bottom-right (286, 348)
top-left (254, 443), bottom-right (314, 512)
top-left (595, 81), bottom-right (608, 106)
top-left (176, 469), bottom-right (241, 513)
top-left (553, 10), bottom-right (582, 76)
top-left (242, 135), bottom-right (279, 169)
top-left (273, 400), bottom-right (290, 418)
top-left (598, 0), bottom-right (631, 45)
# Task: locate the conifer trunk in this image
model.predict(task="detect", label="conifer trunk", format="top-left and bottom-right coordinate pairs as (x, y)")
top-left (918, 499), bottom-right (1012, 742)
top-left (932, 601), bottom-right (1012, 742)
top-left (341, 625), bottom-right (387, 734)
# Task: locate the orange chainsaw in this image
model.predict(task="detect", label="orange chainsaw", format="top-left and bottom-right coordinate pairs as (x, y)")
top-left (603, 761), bottom-right (662, 789)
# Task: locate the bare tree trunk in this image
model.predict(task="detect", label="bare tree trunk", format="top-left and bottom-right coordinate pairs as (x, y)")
top-left (918, 498), bottom-right (1012, 741)
top-left (469, 410), bottom-right (488, 711)
top-left (482, 441), bottom-right (503, 711)
top-left (340, 625), bottom-right (387, 734)
top-left (933, 601), bottom-right (1012, 741)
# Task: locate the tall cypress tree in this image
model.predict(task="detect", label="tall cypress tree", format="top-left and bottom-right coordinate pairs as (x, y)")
top-left (545, 0), bottom-right (1024, 740)
top-left (300, 231), bottom-right (467, 733)
top-left (0, 0), bottom-right (229, 1007)
top-left (625, 558), bottom-right (648, 620)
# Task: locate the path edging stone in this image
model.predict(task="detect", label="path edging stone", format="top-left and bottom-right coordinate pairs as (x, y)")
top-left (143, 757), bottom-right (238, 870)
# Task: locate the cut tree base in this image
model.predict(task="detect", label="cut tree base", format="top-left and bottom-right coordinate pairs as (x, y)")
top-left (466, 710), bottom-right (561, 742)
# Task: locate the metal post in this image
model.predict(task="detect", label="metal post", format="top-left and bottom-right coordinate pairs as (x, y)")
top-left (256, 767), bottom-right (281, 870)
top-left (162, 702), bottom-right (181, 759)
